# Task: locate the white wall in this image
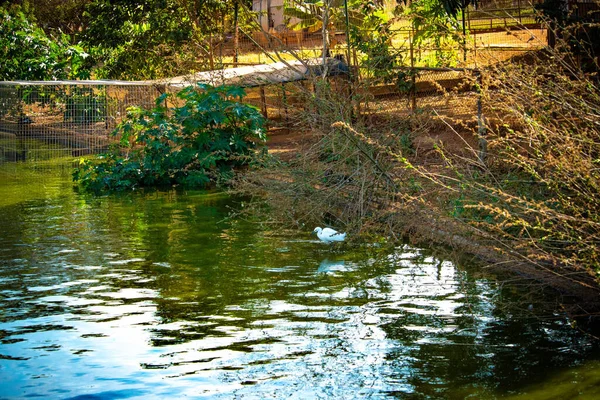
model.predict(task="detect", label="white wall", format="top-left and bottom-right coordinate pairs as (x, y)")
top-left (252, 0), bottom-right (286, 31)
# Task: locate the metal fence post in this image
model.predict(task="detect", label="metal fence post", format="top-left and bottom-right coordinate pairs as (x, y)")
top-left (344, 0), bottom-right (352, 82)
top-left (260, 86), bottom-right (268, 119)
top-left (476, 70), bottom-right (487, 165)
top-left (462, 6), bottom-right (467, 62)
top-left (281, 83), bottom-right (289, 128)
top-left (410, 27), bottom-right (417, 113)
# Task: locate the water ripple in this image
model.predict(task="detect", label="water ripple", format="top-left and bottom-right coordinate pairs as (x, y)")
top-left (0, 186), bottom-right (597, 399)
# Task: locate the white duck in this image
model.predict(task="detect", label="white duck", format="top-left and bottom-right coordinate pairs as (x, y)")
top-left (313, 227), bottom-right (346, 243)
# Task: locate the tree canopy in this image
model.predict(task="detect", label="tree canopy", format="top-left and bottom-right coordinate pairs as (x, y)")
top-left (0, 6), bottom-right (89, 80)
top-left (0, 0), bottom-right (480, 80)
top-left (81, 0), bottom-right (196, 79)
top-left (1, 0), bottom-right (255, 80)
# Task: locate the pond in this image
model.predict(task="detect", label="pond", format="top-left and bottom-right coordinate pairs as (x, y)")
top-left (1, 165), bottom-right (599, 399)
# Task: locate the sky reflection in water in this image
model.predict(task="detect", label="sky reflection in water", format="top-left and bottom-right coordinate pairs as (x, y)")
top-left (0, 178), bottom-right (599, 399)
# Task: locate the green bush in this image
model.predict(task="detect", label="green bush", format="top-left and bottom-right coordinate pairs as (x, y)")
top-left (73, 84), bottom-right (266, 192)
top-left (0, 6), bottom-right (89, 81)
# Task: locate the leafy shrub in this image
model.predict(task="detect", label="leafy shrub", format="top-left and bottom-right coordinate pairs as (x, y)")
top-left (73, 84), bottom-right (266, 192)
top-left (81, 0), bottom-right (196, 80)
top-left (0, 6), bottom-right (89, 81)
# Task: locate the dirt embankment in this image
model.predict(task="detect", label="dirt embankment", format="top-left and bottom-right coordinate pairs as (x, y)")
top-left (257, 122), bottom-right (600, 320)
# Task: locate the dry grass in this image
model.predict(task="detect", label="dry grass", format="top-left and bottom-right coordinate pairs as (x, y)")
top-left (234, 21), bottom-right (600, 316)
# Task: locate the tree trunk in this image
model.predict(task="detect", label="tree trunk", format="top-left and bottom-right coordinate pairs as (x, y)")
top-left (233, 1), bottom-right (240, 67)
top-left (321, 0), bottom-right (331, 78)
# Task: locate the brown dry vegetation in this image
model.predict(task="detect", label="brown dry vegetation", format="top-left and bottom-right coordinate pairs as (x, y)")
top-left (235, 41), bottom-right (600, 318)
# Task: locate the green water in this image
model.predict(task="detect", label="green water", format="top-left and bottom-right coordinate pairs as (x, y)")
top-left (0, 165), bottom-right (599, 399)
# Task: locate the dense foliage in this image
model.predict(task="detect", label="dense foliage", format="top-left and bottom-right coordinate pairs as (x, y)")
top-left (349, 3), bottom-right (405, 86)
top-left (1, 0), bottom-right (477, 80)
top-left (476, 50), bottom-right (600, 275)
top-left (1, 0), bottom-right (253, 80)
top-left (402, 0), bottom-right (464, 66)
top-left (81, 0), bottom-right (195, 79)
top-left (0, 6), bottom-right (89, 80)
top-left (17, 0), bottom-right (89, 35)
top-left (73, 85), bottom-right (266, 191)
top-left (78, 0), bottom-right (254, 79)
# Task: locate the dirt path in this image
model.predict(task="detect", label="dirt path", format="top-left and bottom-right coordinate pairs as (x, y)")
top-left (265, 127), bottom-right (318, 161)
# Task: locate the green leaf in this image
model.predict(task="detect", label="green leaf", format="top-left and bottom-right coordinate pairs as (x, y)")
top-left (225, 86), bottom-right (246, 99)
top-left (155, 92), bottom-right (169, 106)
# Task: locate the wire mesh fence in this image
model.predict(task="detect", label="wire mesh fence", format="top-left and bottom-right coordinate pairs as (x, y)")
top-left (0, 70), bottom-right (500, 167)
top-left (0, 0), bottom-right (552, 167)
top-left (0, 79), bottom-right (313, 166)
top-left (0, 81), bottom-right (163, 164)
top-left (467, 0), bottom-right (542, 30)
top-left (236, 0), bottom-right (547, 67)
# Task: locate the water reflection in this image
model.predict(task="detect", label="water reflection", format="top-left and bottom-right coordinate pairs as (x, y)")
top-left (317, 258), bottom-right (350, 275)
top-left (0, 180), bottom-right (599, 399)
